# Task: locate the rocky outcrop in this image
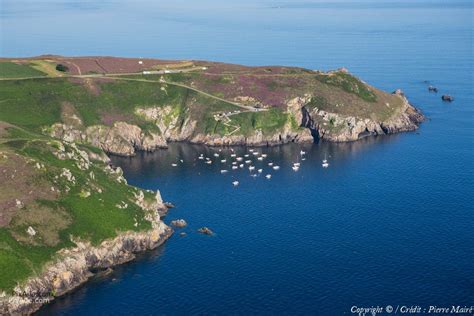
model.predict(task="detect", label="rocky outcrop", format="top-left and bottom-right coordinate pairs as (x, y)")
top-left (136, 105), bottom-right (313, 147)
top-left (0, 211), bottom-right (172, 315)
top-left (301, 91), bottom-right (424, 142)
top-left (170, 219), bottom-right (187, 228)
top-left (49, 121), bottom-right (167, 156)
top-left (187, 128), bottom-right (313, 147)
top-left (136, 106), bottom-right (197, 142)
top-left (48, 91), bottom-right (423, 155)
top-left (198, 227), bottom-right (213, 235)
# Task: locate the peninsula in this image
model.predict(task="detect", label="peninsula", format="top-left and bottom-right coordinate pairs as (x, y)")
top-left (0, 56), bottom-right (423, 314)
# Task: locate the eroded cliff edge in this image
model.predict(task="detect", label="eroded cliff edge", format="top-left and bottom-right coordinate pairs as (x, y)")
top-left (0, 125), bottom-right (173, 315)
top-left (301, 89), bottom-right (424, 142)
top-left (48, 88), bottom-right (423, 156)
top-left (0, 220), bottom-right (172, 315)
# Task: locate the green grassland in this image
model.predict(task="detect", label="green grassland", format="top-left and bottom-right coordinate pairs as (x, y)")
top-left (0, 77), bottom-right (292, 138)
top-left (0, 62), bottom-right (47, 79)
top-left (314, 71), bottom-right (377, 102)
top-left (0, 128), bottom-right (157, 292)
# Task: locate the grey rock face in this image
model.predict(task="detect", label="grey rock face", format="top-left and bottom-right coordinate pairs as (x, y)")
top-left (302, 92), bottom-right (424, 142)
top-left (49, 122), bottom-right (167, 156)
top-left (0, 220), bottom-right (172, 315)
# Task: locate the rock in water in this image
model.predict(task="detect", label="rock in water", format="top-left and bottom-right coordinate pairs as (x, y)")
top-left (198, 227), bottom-right (213, 235)
top-left (170, 219), bottom-right (187, 228)
top-left (164, 202), bottom-right (175, 208)
top-left (441, 95), bottom-right (454, 102)
top-left (428, 85), bottom-right (438, 93)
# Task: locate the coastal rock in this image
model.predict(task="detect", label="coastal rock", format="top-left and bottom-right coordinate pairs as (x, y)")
top-left (0, 216), bottom-right (172, 315)
top-left (441, 95), bottom-right (454, 102)
top-left (49, 121), bottom-right (167, 156)
top-left (170, 219), bottom-right (187, 228)
top-left (49, 92), bottom-right (423, 151)
top-left (198, 227), bottom-right (213, 235)
top-left (301, 92), bottom-right (424, 142)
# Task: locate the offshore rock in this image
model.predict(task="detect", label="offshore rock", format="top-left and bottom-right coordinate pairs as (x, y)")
top-left (198, 227), bottom-right (213, 235)
top-left (170, 219), bottom-right (187, 228)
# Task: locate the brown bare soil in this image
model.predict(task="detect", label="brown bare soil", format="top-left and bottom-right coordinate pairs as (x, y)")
top-left (0, 150), bottom-right (57, 228)
top-left (100, 111), bottom-right (134, 126)
top-left (10, 202), bottom-right (72, 247)
top-left (68, 77), bottom-right (106, 96)
top-left (60, 102), bottom-right (83, 127)
top-left (0, 121), bottom-right (13, 138)
top-left (55, 56), bottom-right (183, 75)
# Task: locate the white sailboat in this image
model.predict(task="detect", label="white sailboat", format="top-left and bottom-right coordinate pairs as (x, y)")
top-left (322, 154), bottom-right (329, 168)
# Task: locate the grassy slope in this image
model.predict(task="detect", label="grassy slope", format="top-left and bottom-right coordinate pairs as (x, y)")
top-left (0, 77), bottom-right (290, 137)
top-left (0, 62), bottom-right (47, 79)
top-left (0, 127), bottom-right (156, 292)
top-left (127, 70), bottom-right (403, 122)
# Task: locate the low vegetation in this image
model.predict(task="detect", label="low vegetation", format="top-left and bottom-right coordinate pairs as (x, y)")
top-left (55, 64), bottom-right (69, 72)
top-left (0, 127), bottom-right (157, 292)
top-left (314, 71), bottom-right (377, 102)
top-left (0, 62), bottom-right (47, 79)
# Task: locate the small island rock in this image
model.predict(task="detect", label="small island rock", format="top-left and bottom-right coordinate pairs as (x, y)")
top-left (170, 219), bottom-right (187, 228)
top-left (198, 227), bottom-right (213, 235)
top-left (441, 95), bottom-right (454, 102)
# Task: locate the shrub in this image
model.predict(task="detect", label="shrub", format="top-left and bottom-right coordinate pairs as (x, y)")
top-left (55, 64), bottom-right (69, 72)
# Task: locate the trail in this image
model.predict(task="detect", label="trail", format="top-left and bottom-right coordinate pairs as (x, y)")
top-left (102, 75), bottom-right (267, 112)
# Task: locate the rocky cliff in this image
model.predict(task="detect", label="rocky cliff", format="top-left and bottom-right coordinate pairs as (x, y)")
top-left (0, 211), bottom-right (172, 315)
top-left (48, 90), bottom-right (422, 157)
top-left (301, 90), bottom-right (424, 142)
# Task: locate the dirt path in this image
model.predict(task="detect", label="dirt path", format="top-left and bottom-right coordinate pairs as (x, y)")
top-left (102, 75), bottom-right (267, 112)
top-left (68, 61), bottom-right (82, 75)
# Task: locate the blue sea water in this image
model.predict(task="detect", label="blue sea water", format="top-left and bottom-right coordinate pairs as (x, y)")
top-left (2, 0), bottom-right (473, 315)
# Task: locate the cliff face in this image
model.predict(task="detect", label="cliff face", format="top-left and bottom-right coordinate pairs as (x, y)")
top-left (0, 125), bottom-right (173, 315)
top-left (0, 212), bottom-right (172, 315)
top-left (135, 104), bottom-right (314, 147)
top-left (48, 91), bottom-right (422, 157)
top-left (50, 122), bottom-right (168, 157)
top-left (301, 91), bottom-right (424, 142)
top-left (49, 114), bottom-right (314, 157)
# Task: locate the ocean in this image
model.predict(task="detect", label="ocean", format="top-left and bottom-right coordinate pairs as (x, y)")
top-left (2, 0), bottom-right (472, 314)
